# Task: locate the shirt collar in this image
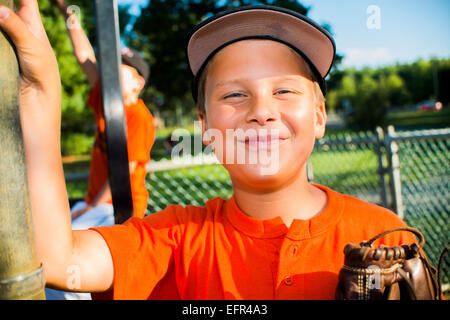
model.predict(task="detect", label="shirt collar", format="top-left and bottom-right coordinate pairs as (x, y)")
top-left (224, 184), bottom-right (344, 240)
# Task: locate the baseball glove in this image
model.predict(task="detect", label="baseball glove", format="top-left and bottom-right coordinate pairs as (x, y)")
top-left (335, 227), bottom-right (445, 300)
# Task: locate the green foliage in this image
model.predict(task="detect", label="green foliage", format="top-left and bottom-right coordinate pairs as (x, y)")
top-left (346, 74), bottom-right (389, 131)
top-left (327, 57), bottom-right (450, 131)
top-left (61, 133), bottom-right (94, 156)
top-left (386, 73), bottom-right (410, 107)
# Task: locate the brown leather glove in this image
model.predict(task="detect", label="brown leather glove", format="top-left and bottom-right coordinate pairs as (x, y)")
top-left (335, 227), bottom-right (440, 300)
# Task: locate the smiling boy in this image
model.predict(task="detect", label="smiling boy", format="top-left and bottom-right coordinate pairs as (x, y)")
top-left (198, 39), bottom-right (328, 225)
top-left (0, 3), bottom-right (416, 299)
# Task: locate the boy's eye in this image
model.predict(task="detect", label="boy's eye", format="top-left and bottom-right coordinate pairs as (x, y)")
top-left (223, 92), bottom-right (245, 99)
top-left (274, 89), bottom-right (293, 95)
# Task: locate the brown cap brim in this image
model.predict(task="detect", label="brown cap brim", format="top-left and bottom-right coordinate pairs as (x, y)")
top-left (187, 5), bottom-right (336, 102)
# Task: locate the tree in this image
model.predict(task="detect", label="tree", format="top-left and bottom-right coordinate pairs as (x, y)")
top-left (437, 59), bottom-right (450, 104)
top-left (397, 59), bottom-right (433, 104)
top-left (326, 57), bottom-right (449, 131)
top-left (386, 73), bottom-right (411, 108)
top-left (343, 74), bottom-right (389, 131)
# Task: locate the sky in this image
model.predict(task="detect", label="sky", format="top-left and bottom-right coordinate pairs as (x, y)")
top-left (301, 0), bottom-right (450, 68)
top-left (117, 0), bottom-right (450, 69)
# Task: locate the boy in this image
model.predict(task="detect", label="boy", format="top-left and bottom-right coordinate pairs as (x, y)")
top-left (52, 0), bottom-right (156, 223)
top-left (0, 3), bottom-right (417, 299)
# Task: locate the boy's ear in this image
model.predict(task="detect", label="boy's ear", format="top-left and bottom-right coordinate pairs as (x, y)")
top-left (314, 102), bottom-right (327, 139)
top-left (136, 75), bottom-right (146, 92)
top-left (197, 110), bottom-right (211, 146)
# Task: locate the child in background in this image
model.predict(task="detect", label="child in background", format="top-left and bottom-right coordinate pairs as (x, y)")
top-left (51, 0), bottom-right (156, 223)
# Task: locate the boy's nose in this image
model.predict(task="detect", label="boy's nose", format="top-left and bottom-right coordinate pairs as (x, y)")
top-left (245, 95), bottom-right (280, 126)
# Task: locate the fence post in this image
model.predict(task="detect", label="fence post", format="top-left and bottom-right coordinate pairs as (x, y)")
top-left (375, 127), bottom-right (389, 208)
top-left (385, 126), bottom-right (405, 218)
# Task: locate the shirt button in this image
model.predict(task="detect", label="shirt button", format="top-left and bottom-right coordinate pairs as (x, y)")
top-left (284, 276), bottom-right (294, 286)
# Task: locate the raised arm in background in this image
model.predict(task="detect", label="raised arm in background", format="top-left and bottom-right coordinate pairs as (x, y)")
top-left (51, 0), bottom-right (98, 86)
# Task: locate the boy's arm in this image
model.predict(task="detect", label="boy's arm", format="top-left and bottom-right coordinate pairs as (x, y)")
top-left (0, 1), bottom-right (113, 292)
top-left (51, 0), bottom-right (98, 86)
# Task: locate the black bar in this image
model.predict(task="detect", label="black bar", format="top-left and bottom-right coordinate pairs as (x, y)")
top-left (94, 0), bottom-right (133, 224)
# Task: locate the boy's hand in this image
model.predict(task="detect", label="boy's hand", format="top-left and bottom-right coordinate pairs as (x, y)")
top-left (0, 1), bottom-right (61, 126)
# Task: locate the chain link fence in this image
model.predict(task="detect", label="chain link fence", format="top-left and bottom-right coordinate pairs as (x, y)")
top-left (67, 126), bottom-right (450, 288)
top-left (307, 127), bottom-right (450, 287)
top-left (387, 128), bottom-right (450, 287)
top-left (308, 131), bottom-right (383, 206)
top-left (145, 154), bottom-right (232, 212)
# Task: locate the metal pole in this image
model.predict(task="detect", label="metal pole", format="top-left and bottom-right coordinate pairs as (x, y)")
top-left (0, 0), bottom-right (45, 300)
top-left (375, 127), bottom-right (388, 207)
top-left (94, 0), bottom-right (133, 224)
top-left (385, 126), bottom-right (405, 218)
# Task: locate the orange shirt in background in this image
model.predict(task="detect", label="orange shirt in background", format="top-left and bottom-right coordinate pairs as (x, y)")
top-left (91, 184), bottom-right (417, 300)
top-left (84, 81), bottom-right (156, 218)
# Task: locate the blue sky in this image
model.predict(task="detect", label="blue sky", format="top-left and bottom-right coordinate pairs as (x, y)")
top-left (117, 0), bottom-right (450, 69)
top-left (302, 0), bottom-right (450, 68)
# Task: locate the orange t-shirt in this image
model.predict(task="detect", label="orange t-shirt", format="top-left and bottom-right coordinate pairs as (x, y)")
top-left (91, 184), bottom-right (417, 300)
top-left (84, 81), bottom-right (156, 218)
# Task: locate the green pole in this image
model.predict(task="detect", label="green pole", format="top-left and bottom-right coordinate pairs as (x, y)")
top-left (0, 0), bottom-right (45, 300)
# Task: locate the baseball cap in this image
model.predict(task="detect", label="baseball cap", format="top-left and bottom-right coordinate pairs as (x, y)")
top-left (187, 5), bottom-right (336, 102)
top-left (121, 47), bottom-right (150, 84)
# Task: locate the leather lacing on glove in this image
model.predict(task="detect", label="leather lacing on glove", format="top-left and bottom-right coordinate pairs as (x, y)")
top-left (335, 227), bottom-right (448, 300)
